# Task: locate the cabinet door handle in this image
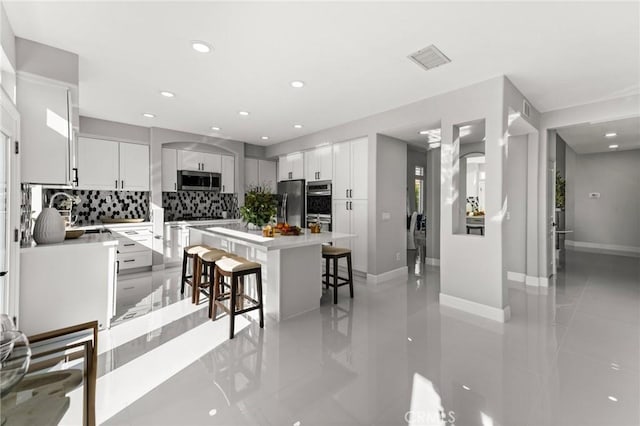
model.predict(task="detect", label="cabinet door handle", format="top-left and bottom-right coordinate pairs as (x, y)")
top-left (123, 259), bottom-right (135, 263)
top-left (121, 180), bottom-right (124, 189)
top-left (72, 168), bottom-right (78, 186)
top-left (116, 260), bottom-right (119, 273)
top-left (222, 185), bottom-right (225, 192)
top-left (124, 243), bottom-right (135, 247)
top-left (349, 201), bottom-right (352, 210)
top-left (115, 180), bottom-right (118, 189)
top-left (349, 189), bottom-right (353, 198)
top-left (174, 182), bottom-right (177, 190)
top-left (345, 201), bottom-right (348, 211)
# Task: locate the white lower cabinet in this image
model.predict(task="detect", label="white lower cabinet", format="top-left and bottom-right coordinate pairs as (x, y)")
top-left (109, 225), bottom-right (153, 272)
top-left (333, 198), bottom-right (368, 272)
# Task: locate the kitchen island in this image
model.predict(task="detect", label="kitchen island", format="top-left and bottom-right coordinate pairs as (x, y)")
top-left (189, 225), bottom-right (354, 321)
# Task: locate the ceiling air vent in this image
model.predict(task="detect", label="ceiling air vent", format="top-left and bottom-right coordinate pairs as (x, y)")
top-left (408, 44), bottom-right (451, 71)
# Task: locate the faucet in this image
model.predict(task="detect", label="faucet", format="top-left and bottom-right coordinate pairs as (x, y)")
top-left (49, 192), bottom-right (74, 208)
top-left (49, 192), bottom-right (78, 226)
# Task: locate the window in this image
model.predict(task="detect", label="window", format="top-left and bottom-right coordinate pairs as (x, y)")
top-left (414, 179), bottom-right (423, 214)
top-left (414, 166), bottom-right (424, 214)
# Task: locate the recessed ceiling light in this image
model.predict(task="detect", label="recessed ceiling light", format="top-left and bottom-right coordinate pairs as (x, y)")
top-left (608, 396), bottom-right (618, 402)
top-left (160, 91), bottom-right (175, 98)
top-left (261, 136), bottom-right (269, 140)
top-left (605, 132), bottom-right (617, 138)
top-left (239, 111), bottom-right (250, 116)
top-left (462, 385), bottom-right (471, 391)
top-left (609, 144), bottom-right (619, 149)
top-left (191, 41), bottom-right (212, 53)
top-left (293, 124), bottom-right (303, 129)
top-left (211, 126), bottom-right (220, 131)
top-left (142, 113), bottom-right (155, 118)
top-left (407, 337), bottom-right (412, 342)
top-left (419, 130), bottom-right (429, 135)
top-left (290, 80), bottom-right (305, 88)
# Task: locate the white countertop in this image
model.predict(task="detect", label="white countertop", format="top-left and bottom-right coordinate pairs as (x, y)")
top-left (190, 225), bottom-right (355, 251)
top-left (21, 233), bottom-right (119, 252)
top-left (165, 218), bottom-right (242, 227)
top-left (74, 221), bottom-right (153, 231)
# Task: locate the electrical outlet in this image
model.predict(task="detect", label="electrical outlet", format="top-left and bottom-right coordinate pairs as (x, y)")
top-left (396, 252), bottom-right (401, 261)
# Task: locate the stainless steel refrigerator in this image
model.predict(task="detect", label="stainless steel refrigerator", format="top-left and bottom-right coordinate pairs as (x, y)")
top-left (277, 179), bottom-right (305, 228)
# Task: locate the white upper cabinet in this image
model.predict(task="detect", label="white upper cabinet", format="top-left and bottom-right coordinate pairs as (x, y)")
top-left (258, 160), bottom-right (277, 193)
top-left (305, 146), bottom-right (333, 182)
top-left (18, 74), bottom-right (72, 185)
top-left (162, 148), bottom-right (178, 192)
top-left (177, 150), bottom-right (202, 171)
top-left (349, 138), bottom-right (368, 199)
top-left (246, 158), bottom-right (277, 193)
top-left (220, 155), bottom-right (234, 193)
top-left (119, 143), bottom-right (149, 191)
top-left (77, 138), bottom-right (149, 191)
top-left (332, 141), bottom-right (351, 199)
top-left (333, 137), bottom-right (368, 199)
top-left (77, 137), bottom-right (119, 190)
top-left (177, 150), bottom-right (222, 173)
top-left (278, 153), bottom-right (304, 181)
top-left (202, 153), bottom-right (222, 173)
top-left (244, 158), bottom-right (259, 189)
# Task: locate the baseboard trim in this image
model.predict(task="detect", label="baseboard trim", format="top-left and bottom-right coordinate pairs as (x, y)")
top-left (439, 293), bottom-right (511, 323)
top-left (565, 240), bottom-right (640, 257)
top-left (525, 275), bottom-right (539, 286)
top-left (425, 257), bottom-right (440, 266)
top-left (507, 271), bottom-right (525, 282)
top-left (366, 266), bottom-right (408, 285)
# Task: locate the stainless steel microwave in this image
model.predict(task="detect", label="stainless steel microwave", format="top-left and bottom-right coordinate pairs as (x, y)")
top-left (177, 170), bottom-right (221, 191)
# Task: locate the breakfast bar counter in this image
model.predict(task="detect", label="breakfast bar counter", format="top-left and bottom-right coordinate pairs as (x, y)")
top-left (189, 225), bottom-right (354, 321)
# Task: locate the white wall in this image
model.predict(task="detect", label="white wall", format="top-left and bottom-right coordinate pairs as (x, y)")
top-left (565, 149), bottom-right (640, 254)
top-left (373, 134), bottom-right (407, 275)
top-left (15, 37), bottom-right (78, 86)
top-left (506, 135), bottom-right (528, 275)
top-left (425, 148), bottom-right (441, 262)
top-left (1, 3), bottom-right (15, 69)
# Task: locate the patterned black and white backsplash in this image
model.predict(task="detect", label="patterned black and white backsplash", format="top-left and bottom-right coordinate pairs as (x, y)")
top-left (44, 189), bottom-right (150, 226)
top-left (162, 191), bottom-right (239, 221)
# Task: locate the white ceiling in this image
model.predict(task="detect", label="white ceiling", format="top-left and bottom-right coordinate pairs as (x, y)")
top-left (5, 2), bottom-right (639, 146)
top-left (557, 116), bottom-right (640, 154)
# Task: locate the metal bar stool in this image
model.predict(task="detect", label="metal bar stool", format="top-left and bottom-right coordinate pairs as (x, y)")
top-left (193, 248), bottom-right (229, 306)
top-left (180, 244), bottom-right (212, 303)
top-left (322, 245), bottom-right (354, 304)
top-left (212, 255), bottom-right (264, 339)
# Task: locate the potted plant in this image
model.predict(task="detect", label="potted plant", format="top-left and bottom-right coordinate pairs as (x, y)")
top-left (240, 184), bottom-right (277, 229)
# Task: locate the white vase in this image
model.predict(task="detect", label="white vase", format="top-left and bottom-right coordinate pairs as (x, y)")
top-left (33, 208), bottom-right (65, 244)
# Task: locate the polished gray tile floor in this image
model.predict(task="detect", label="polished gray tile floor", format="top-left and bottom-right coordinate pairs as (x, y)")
top-left (100, 249), bottom-right (639, 425)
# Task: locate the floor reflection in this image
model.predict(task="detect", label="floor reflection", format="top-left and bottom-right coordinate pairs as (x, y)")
top-left (101, 249), bottom-right (639, 426)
